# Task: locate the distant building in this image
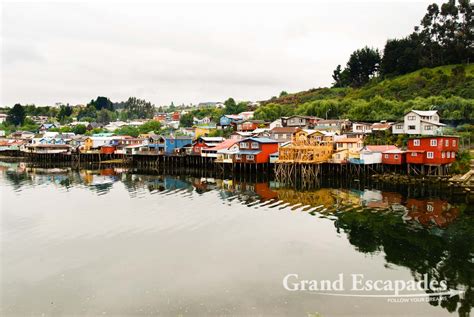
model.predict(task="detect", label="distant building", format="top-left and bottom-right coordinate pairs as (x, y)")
top-left (314, 119), bottom-right (351, 133)
top-left (0, 113), bottom-right (7, 124)
top-left (392, 110), bottom-right (445, 135)
top-left (281, 115), bottom-right (320, 128)
top-left (270, 127), bottom-right (300, 143)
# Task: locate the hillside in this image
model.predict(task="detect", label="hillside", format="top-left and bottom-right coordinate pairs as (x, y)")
top-left (256, 65), bottom-right (474, 122)
top-left (262, 64), bottom-right (474, 105)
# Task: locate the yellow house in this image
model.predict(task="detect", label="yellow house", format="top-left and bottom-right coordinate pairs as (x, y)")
top-left (194, 126), bottom-right (216, 138)
top-left (83, 138), bottom-right (93, 152)
top-left (331, 138), bottom-right (363, 163)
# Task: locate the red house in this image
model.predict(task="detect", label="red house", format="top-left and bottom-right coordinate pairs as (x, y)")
top-left (171, 111), bottom-right (181, 121)
top-left (234, 137), bottom-right (279, 164)
top-left (192, 137), bottom-right (225, 155)
top-left (406, 136), bottom-right (459, 165)
top-left (235, 120), bottom-right (266, 132)
top-left (382, 149), bottom-right (406, 165)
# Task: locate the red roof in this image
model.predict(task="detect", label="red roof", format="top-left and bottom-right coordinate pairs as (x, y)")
top-left (208, 139), bottom-right (237, 151)
top-left (364, 145), bottom-right (398, 152)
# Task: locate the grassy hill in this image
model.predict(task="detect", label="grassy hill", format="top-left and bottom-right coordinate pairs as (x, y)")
top-left (263, 64), bottom-right (474, 106)
top-left (256, 64), bottom-right (474, 122)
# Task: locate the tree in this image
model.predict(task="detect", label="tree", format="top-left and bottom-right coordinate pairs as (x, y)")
top-left (179, 113), bottom-right (194, 127)
top-left (97, 109), bottom-right (115, 124)
top-left (279, 91), bottom-right (288, 97)
top-left (121, 97), bottom-right (155, 119)
top-left (345, 47), bottom-right (381, 87)
top-left (331, 65), bottom-right (350, 87)
top-left (114, 126), bottom-right (139, 137)
top-left (57, 104), bottom-right (73, 122)
top-left (138, 120), bottom-right (162, 134)
top-left (7, 104), bottom-right (26, 126)
top-left (381, 36), bottom-right (422, 76)
top-left (73, 124), bottom-right (87, 135)
top-left (89, 96), bottom-right (114, 111)
top-left (224, 98), bottom-right (247, 114)
top-left (78, 105), bottom-right (97, 121)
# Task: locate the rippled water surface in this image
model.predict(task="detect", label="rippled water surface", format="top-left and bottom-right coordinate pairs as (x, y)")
top-left (1, 163), bottom-right (473, 316)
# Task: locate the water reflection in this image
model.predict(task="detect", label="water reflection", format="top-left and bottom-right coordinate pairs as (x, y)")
top-left (1, 162), bottom-right (472, 316)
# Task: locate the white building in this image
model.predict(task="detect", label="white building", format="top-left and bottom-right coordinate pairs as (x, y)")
top-left (269, 118), bottom-right (283, 129)
top-left (392, 110), bottom-right (445, 135)
top-left (0, 113), bottom-right (7, 124)
top-left (352, 122), bottom-right (372, 134)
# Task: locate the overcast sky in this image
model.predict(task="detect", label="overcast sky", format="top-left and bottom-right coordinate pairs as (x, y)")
top-left (1, 0), bottom-right (439, 107)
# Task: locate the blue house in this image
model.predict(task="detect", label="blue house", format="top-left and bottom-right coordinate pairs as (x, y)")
top-left (164, 136), bottom-right (193, 154)
top-left (219, 115), bottom-right (243, 128)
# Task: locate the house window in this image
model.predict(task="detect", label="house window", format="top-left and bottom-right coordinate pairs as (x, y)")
top-left (282, 134), bottom-right (287, 139)
top-left (445, 140), bottom-right (449, 146)
top-left (348, 143), bottom-right (353, 148)
top-left (452, 140), bottom-right (456, 146)
top-left (246, 154), bottom-right (255, 161)
top-left (337, 143), bottom-right (343, 148)
top-left (424, 125), bottom-right (432, 130)
top-left (274, 133), bottom-right (279, 139)
top-left (411, 152), bottom-right (417, 157)
top-left (442, 152), bottom-right (445, 158)
top-left (251, 142), bottom-right (259, 149)
top-left (408, 125), bottom-right (416, 130)
top-left (384, 154), bottom-right (389, 159)
top-left (394, 154), bottom-right (399, 159)
top-left (396, 125), bottom-right (403, 129)
top-left (430, 139), bottom-right (437, 146)
top-left (336, 154), bottom-right (340, 159)
top-left (408, 116), bottom-right (416, 120)
top-left (413, 139), bottom-right (420, 146)
top-left (427, 152), bottom-right (434, 159)
top-left (240, 142), bottom-right (248, 149)
top-left (446, 152), bottom-right (450, 158)
top-left (236, 154), bottom-right (241, 160)
top-left (452, 152), bottom-right (455, 158)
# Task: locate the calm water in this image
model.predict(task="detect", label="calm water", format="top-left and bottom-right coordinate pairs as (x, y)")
top-left (1, 162), bottom-right (472, 316)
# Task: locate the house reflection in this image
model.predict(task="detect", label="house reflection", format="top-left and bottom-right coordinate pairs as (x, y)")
top-left (405, 198), bottom-right (460, 228)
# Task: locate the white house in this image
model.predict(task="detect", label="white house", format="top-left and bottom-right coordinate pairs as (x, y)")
top-left (392, 110), bottom-right (445, 135)
top-left (238, 111), bottom-right (254, 120)
top-left (269, 118), bottom-right (283, 130)
top-left (0, 113), bottom-right (7, 124)
top-left (352, 122), bottom-right (372, 134)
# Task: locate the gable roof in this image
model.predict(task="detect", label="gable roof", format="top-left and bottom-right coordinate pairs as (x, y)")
top-left (410, 110), bottom-right (438, 116)
top-left (206, 139), bottom-right (237, 151)
top-left (363, 145), bottom-right (398, 152)
top-left (270, 127), bottom-right (300, 133)
top-left (240, 137), bottom-right (278, 144)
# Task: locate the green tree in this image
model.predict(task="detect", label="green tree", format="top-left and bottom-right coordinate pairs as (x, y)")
top-left (121, 97), bottom-right (155, 119)
top-left (57, 104), bottom-right (73, 122)
top-left (7, 104), bottom-right (26, 126)
top-left (224, 98), bottom-right (247, 114)
top-left (97, 109), bottom-right (116, 124)
top-left (138, 120), bottom-right (162, 134)
top-left (89, 96), bottom-right (114, 111)
top-left (114, 126), bottom-right (140, 137)
top-left (179, 113), bottom-right (194, 127)
top-left (381, 36), bottom-right (422, 76)
top-left (73, 124), bottom-right (87, 135)
top-left (345, 47), bottom-right (381, 87)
